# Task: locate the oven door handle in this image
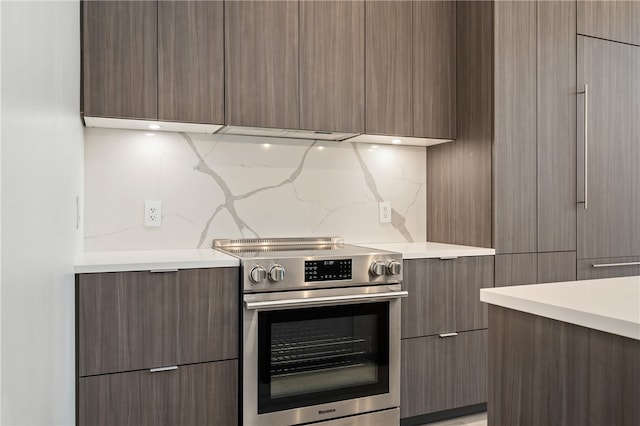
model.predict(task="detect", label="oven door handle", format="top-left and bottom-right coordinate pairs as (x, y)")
top-left (244, 290), bottom-right (408, 310)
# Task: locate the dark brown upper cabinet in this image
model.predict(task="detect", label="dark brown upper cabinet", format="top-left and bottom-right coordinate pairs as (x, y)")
top-left (82, 1), bottom-right (157, 120)
top-left (365, 1), bottom-right (455, 140)
top-left (365, 1), bottom-right (412, 137)
top-left (83, 1), bottom-right (223, 124)
top-left (300, 1), bottom-right (365, 134)
top-left (413, 1), bottom-right (456, 140)
top-left (578, 0), bottom-right (640, 47)
top-left (225, 0), bottom-right (299, 129)
top-left (158, 1), bottom-right (224, 124)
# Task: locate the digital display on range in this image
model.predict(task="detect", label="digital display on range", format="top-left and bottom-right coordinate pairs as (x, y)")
top-left (305, 259), bottom-right (352, 282)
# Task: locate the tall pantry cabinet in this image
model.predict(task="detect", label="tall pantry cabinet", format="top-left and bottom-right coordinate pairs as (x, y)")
top-left (427, 0), bottom-right (640, 285)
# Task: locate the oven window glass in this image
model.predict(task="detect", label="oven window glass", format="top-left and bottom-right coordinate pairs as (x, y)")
top-left (257, 302), bottom-right (389, 413)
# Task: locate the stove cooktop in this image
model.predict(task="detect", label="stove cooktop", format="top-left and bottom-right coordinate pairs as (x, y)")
top-left (213, 237), bottom-right (403, 292)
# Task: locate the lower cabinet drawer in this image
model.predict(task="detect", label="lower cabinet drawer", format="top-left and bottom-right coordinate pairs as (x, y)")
top-left (400, 330), bottom-right (487, 418)
top-left (78, 359), bottom-right (238, 426)
top-left (577, 256), bottom-right (640, 280)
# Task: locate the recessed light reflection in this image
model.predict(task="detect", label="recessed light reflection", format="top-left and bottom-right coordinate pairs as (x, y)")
top-left (371, 145), bottom-right (379, 149)
top-left (317, 146), bottom-right (325, 150)
top-left (391, 139), bottom-right (402, 145)
top-left (263, 143), bottom-right (271, 148)
top-left (145, 133), bottom-right (155, 137)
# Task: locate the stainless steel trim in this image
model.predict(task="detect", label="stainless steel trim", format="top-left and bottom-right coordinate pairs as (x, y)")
top-left (439, 256), bottom-right (459, 260)
top-left (439, 332), bottom-right (459, 338)
top-left (592, 262), bottom-right (640, 268)
top-left (149, 268), bottom-right (178, 273)
top-left (149, 366), bottom-right (178, 373)
top-left (245, 290), bottom-right (408, 310)
top-left (314, 408), bottom-right (399, 426)
top-left (214, 236), bottom-right (343, 249)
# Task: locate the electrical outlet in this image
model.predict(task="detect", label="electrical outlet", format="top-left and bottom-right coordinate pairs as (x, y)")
top-left (144, 200), bottom-right (162, 227)
top-left (379, 201), bottom-right (391, 224)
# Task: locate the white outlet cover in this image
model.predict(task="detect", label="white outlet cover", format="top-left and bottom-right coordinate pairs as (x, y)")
top-left (379, 201), bottom-right (391, 224)
top-left (144, 200), bottom-right (162, 227)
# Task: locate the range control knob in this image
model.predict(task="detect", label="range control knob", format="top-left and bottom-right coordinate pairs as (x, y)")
top-left (369, 261), bottom-right (386, 277)
top-left (386, 260), bottom-right (402, 275)
top-left (249, 266), bottom-right (267, 284)
top-left (269, 264), bottom-right (286, 282)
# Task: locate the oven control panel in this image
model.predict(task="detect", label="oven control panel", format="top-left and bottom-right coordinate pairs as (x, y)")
top-left (305, 259), bottom-right (352, 282)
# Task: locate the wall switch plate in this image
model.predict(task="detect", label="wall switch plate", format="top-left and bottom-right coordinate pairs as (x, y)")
top-left (144, 200), bottom-right (162, 227)
top-left (379, 201), bottom-right (391, 223)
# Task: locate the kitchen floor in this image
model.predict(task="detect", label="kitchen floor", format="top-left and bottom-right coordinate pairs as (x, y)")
top-left (421, 412), bottom-right (487, 426)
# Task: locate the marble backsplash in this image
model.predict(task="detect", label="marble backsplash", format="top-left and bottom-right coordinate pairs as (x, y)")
top-left (84, 128), bottom-right (427, 251)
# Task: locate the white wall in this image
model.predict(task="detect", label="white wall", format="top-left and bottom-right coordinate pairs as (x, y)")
top-left (1, 1), bottom-right (83, 424)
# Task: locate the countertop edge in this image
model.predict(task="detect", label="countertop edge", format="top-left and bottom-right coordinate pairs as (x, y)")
top-left (480, 287), bottom-right (640, 340)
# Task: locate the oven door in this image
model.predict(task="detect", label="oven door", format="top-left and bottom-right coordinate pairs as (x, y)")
top-left (243, 284), bottom-right (407, 426)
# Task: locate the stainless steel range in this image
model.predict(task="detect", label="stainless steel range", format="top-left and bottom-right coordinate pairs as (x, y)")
top-left (214, 237), bottom-right (406, 426)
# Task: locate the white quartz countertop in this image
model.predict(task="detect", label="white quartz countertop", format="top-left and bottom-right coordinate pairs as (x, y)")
top-left (481, 276), bottom-right (640, 340)
top-left (75, 249), bottom-right (239, 274)
top-left (354, 242), bottom-right (495, 259)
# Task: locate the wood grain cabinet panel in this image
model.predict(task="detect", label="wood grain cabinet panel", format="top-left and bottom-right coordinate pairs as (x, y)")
top-left (78, 271), bottom-right (178, 377)
top-left (537, 0), bottom-right (577, 253)
top-left (225, 0), bottom-right (299, 129)
top-left (176, 268), bottom-right (238, 364)
top-left (577, 256), bottom-right (640, 280)
top-left (158, 1), bottom-right (224, 124)
top-left (365, 1), bottom-right (412, 136)
top-left (300, 1), bottom-right (364, 133)
top-left (78, 268), bottom-right (238, 376)
top-left (402, 259), bottom-right (452, 339)
top-left (493, 0), bottom-right (537, 254)
top-left (82, 1), bottom-right (157, 120)
top-left (413, 1), bottom-right (456, 140)
top-left (401, 330), bottom-right (487, 418)
top-left (578, 0), bottom-right (640, 46)
top-left (537, 251), bottom-right (576, 284)
top-left (402, 257), bottom-right (493, 338)
top-left (577, 36), bottom-right (640, 260)
top-left (494, 253), bottom-right (537, 287)
top-left (452, 256), bottom-right (494, 332)
top-left (79, 360), bottom-right (238, 426)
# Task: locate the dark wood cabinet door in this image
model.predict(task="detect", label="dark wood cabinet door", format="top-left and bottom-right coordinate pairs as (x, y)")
top-left (453, 256), bottom-right (494, 332)
top-left (158, 1), bottom-right (223, 124)
top-left (448, 330), bottom-right (488, 410)
top-left (413, 1), bottom-right (456, 140)
top-left (300, 1), bottom-right (364, 133)
top-left (537, 0), bottom-right (577, 253)
top-left (82, 1), bottom-right (157, 119)
top-left (79, 360), bottom-right (238, 426)
top-left (494, 253), bottom-right (538, 287)
top-left (577, 256), bottom-right (640, 280)
top-left (493, 0), bottom-right (537, 254)
top-left (365, 1), bottom-right (412, 136)
top-left (401, 330), bottom-right (487, 418)
top-left (537, 251), bottom-right (576, 284)
top-left (225, 0), bottom-right (299, 129)
top-left (176, 268), bottom-right (238, 364)
top-left (401, 259), bottom-right (453, 339)
top-left (78, 271), bottom-right (178, 376)
top-left (578, 0), bottom-right (640, 46)
top-left (577, 36), bottom-right (640, 259)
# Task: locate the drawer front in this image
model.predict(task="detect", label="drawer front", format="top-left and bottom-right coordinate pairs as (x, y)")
top-left (78, 360), bottom-right (238, 426)
top-left (402, 257), bottom-right (494, 338)
top-left (78, 271), bottom-right (178, 376)
top-left (78, 268), bottom-right (239, 376)
top-left (400, 330), bottom-right (488, 418)
top-left (577, 256), bottom-right (640, 280)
